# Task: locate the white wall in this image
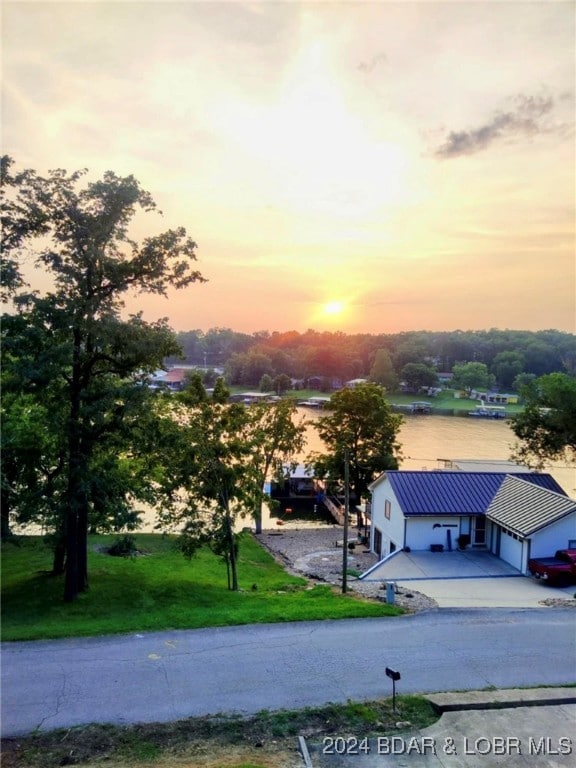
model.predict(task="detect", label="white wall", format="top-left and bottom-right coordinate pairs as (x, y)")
top-left (529, 514), bottom-right (576, 559)
top-left (405, 517), bottom-right (463, 551)
top-left (370, 479), bottom-right (405, 555)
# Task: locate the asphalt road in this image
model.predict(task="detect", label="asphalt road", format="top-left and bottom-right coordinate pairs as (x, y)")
top-left (2, 608), bottom-right (575, 738)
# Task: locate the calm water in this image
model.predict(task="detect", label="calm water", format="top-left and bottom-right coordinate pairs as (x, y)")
top-left (19, 408), bottom-right (574, 535)
top-left (298, 408), bottom-right (576, 495)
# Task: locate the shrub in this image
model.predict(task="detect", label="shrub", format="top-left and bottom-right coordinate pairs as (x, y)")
top-left (108, 535), bottom-right (138, 557)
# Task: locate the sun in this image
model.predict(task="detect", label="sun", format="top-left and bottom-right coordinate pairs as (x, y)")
top-left (323, 301), bottom-right (345, 316)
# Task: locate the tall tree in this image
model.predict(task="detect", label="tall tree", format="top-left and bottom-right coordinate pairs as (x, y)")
top-left (246, 399), bottom-right (307, 534)
top-left (155, 399), bottom-right (259, 591)
top-left (156, 396), bottom-right (306, 577)
top-left (451, 362), bottom-right (495, 394)
top-left (400, 362), bottom-right (438, 392)
top-left (1, 159), bottom-right (205, 601)
top-left (491, 351), bottom-right (524, 391)
top-left (307, 382), bottom-right (403, 506)
top-left (369, 348), bottom-right (399, 392)
top-left (510, 373), bottom-right (576, 468)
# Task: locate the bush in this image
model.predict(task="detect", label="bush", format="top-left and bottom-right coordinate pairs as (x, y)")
top-left (108, 535), bottom-right (138, 557)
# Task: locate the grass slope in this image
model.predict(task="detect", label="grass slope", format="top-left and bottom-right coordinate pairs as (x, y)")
top-left (2, 695), bottom-right (438, 768)
top-left (1, 534), bottom-right (401, 641)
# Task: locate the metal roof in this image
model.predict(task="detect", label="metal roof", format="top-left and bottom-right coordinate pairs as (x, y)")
top-left (381, 471), bottom-right (566, 516)
top-left (486, 476), bottom-right (576, 536)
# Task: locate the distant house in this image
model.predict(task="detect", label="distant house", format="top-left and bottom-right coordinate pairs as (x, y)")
top-left (368, 470), bottom-right (575, 572)
top-left (148, 367), bottom-right (187, 391)
top-left (345, 378), bottom-right (368, 388)
top-left (470, 390), bottom-right (520, 405)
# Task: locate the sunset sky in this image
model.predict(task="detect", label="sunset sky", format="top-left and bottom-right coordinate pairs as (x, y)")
top-left (3, 1), bottom-right (575, 335)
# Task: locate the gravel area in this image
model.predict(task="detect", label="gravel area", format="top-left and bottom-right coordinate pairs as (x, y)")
top-left (256, 524), bottom-right (438, 613)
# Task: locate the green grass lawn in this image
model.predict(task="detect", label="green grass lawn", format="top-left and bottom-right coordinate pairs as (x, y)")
top-left (1, 533), bottom-right (401, 641)
top-left (387, 390), bottom-right (524, 415)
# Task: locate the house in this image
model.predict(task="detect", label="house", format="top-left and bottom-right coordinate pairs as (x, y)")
top-left (148, 367), bottom-right (188, 391)
top-left (368, 470), bottom-right (575, 573)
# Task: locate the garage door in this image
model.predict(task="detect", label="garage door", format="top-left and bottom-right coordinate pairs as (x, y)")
top-left (499, 529), bottom-right (523, 571)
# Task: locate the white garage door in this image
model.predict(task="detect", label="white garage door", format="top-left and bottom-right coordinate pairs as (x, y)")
top-left (499, 529), bottom-right (523, 571)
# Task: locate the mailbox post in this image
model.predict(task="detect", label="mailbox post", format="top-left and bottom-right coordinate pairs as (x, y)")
top-left (385, 667), bottom-right (401, 712)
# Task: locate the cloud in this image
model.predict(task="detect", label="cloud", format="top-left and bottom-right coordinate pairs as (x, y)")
top-left (434, 93), bottom-right (560, 159)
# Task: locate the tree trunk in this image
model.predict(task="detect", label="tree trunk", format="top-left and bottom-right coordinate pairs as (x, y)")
top-left (254, 500), bottom-right (263, 535)
top-left (64, 329), bottom-right (84, 602)
top-left (52, 534), bottom-right (66, 576)
top-left (1, 487), bottom-right (13, 541)
top-left (77, 503), bottom-right (89, 593)
top-left (64, 501), bottom-right (79, 602)
top-left (226, 509), bottom-right (238, 591)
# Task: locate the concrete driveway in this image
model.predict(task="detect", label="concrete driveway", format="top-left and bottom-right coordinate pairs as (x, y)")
top-left (362, 550), bottom-right (576, 608)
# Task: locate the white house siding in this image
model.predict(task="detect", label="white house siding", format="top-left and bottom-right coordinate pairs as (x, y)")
top-left (405, 516), bottom-right (462, 551)
top-left (528, 515), bottom-right (576, 560)
top-left (370, 485), bottom-right (405, 557)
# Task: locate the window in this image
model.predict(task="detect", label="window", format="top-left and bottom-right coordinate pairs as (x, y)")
top-left (385, 500), bottom-right (391, 520)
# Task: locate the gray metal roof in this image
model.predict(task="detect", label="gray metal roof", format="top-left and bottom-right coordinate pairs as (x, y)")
top-left (486, 476), bottom-right (576, 536)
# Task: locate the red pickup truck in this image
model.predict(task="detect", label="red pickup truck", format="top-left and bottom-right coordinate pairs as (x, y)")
top-left (528, 549), bottom-right (576, 584)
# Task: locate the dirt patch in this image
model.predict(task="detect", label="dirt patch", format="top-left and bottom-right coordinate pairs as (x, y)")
top-left (539, 597), bottom-right (576, 608)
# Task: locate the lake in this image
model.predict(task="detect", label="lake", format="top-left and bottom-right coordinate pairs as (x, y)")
top-left (17, 408), bottom-right (574, 535)
top-left (297, 408), bottom-right (575, 495)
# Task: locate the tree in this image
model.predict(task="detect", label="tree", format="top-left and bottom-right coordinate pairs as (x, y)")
top-left (369, 349), bottom-right (399, 392)
top-left (212, 376), bottom-right (230, 404)
top-left (153, 400), bottom-right (258, 590)
top-left (400, 362), bottom-right (438, 392)
top-left (307, 382), bottom-right (403, 507)
top-left (273, 373), bottom-right (292, 395)
top-left (246, 400), bottom-right (307, 534)
top-left (491, 351), bottom-right (524, 391)
top-left (259, 373), bottom-right (273, 392)
top-left (510, 373), bottom-right (576, 468)
top-left (180, 371), bottom-right (208, 406)
top-left (451, 362), bottom-right (495, 394)
top-left (1, 159), bottom-right (205, 601)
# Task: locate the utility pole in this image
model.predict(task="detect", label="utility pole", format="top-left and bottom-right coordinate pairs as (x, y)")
top-left (342, 449), bottom-right (349, 593)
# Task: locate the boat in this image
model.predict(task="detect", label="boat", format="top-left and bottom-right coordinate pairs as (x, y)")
top-left (297, 396), bottom-right (331, 409)
top-left (409, 401), bottom-right (433, 414)
top-left (468, 405), bottom-right (507, 419)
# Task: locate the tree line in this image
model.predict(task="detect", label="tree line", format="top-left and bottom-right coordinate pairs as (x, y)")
top-left (170, 327), bottom-right (575, 393)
